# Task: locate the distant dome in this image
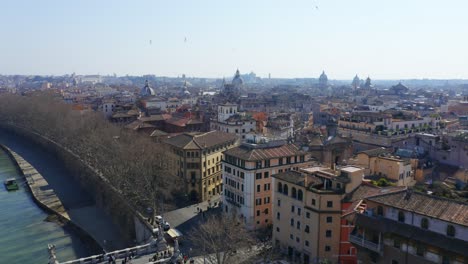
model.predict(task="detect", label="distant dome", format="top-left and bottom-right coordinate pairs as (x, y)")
top-left (140, 80), bottom-right (156, 97)
top-left (319, 70), bottom-right (328, 87)
top-left (232, 69), bottom-right (244, 87)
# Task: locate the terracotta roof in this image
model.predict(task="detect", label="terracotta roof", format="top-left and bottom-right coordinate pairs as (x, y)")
top-left (343, 184), bottom-right (406, 216)
top-left (224, 143), bottom-right (304, 161)
top-left (367, 190), bottom-right (468, 227)
top-left (272, 171), bottom-right (305, 186)
top-left (163, 131), bottom-right (238, 150)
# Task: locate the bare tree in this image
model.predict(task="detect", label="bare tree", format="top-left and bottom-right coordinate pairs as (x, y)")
top-left (188, 214), bottom-right (255, 264)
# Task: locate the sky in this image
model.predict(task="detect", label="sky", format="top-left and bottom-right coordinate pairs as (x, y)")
top-left (1, 0), bottom-right (467, 79)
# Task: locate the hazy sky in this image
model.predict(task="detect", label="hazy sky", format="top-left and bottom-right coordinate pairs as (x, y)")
top-left (1, 0), bottom-right (467, 79)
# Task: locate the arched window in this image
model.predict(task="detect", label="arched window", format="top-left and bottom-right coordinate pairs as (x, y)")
top-left (447, 225), bottom-right (456, 237)
top-left (398, 211), bottom-right (405, 222)
top-left (421, 218), bottom-right (429, 229)
top-left (298, 190), bottom-right (303, 201)
top-left (277, 182), bottom-right (283, 193)
top-left (377, 206), bottom-right (383, 216)
top-left (292, 187), bottom-right (297, 199)
top-left (283, 184), bottom-right (289, 195)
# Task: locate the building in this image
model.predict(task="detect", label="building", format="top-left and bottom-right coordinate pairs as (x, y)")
top-left (351, 148), bottom-right (416, 186)
top-left (318, 71), bottom-right (329, 88)
top-left (263, 113), bottom-right (294, 140)
top-left (163, 131), bottom-right (239, 202)
top-left (210, 103), bottom-right (257, 139)
top-left (349, 190), bottom-right (468, 264)
top-left (222, 141), bottom-right (314, 230)
top-left (272, 166), bottom-right (365, 263)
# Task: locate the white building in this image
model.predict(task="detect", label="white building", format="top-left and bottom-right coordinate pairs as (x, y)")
top-left (211, 103), bottom-right (257, 139)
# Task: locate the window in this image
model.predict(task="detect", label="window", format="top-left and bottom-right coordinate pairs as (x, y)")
top-left (306, 212), bottom-right (310, 218)
top-left (255, 198), bottom-right (262, 205)
top-left (393, 239), bottom-right (401, 249)
top-left (326, 230), bottom-right (332, 237)
top-left (291, 205), bottom-right (295, 213)
top-left (277, 212), bottom-right (280, 220)
top-left (296, 237), bottom-right (300, 243)
top-left (398, 211), bottom-right (405, 222)
top-left (326, 216), bottom-right (332, 223)
top-left (325, 246), bottom-right (331, 252)
top-left (256, 161), bottom-right (262, 169)
top-left (257, 185), bottom-right (260, 192)
top-left (297, 208), bottom-right (301, 216)
top-left (290, 219), bottom-right (294, 226)
top-left (298, 190), bottom-right (303, 201)
top-left (416, 245), bottom-right (424, 256)
top-left (305, 225), bottom-right (310, 233)
top-left (277, 199), bottom-right (281, 206)
top-left (256, 173), bottom-right (262, 180)
top-left (277, 182), bottom-right (283, 192)
top-left (264, 197), bottom-right (270, 204)
top-left (265, 160), bottom-right (270, 167)
top-left (283, 184), bottom-right (289, 195)
top-left (264, 171), bottom-right (269, 178)
top-left (297, 221), bottom-right (301, 229)
top-left (265, 208), bottom-right (269, 215)
top-left (420, 218), bottom-right (429, 229)
top-left (291, 187), bottom-right (297, 199)
top-left (305, 240), bottom-right (309, 247)
top-left (256, 210), bottom-right (260, 216)
top-left (264, 183), bottom-right (270, 191)
top-left (442, 256), bottom-right (450, 264)
top-left (447, 225), bottom-right (456, 237)
top-left (327, 201), bottom-right (333, 208)
top-left (312, 199), bottom-right (316, 206)
top-left (377, 206), bottom-right (383, 216)
top-left (290, 234), bottom-right (293, 240)
top-left (276, 227), bottom-right (280, 232)
top-left (279, 158), bottom-right (283, 165)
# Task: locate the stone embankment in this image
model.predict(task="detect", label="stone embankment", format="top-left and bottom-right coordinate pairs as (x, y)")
top-left (0, 144), bottom-right (101, 252)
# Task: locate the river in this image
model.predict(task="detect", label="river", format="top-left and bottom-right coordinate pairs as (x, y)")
top-left (0, 129), bottom-right (126, 263)
top-left (0, 146), bottom-right (88, 263)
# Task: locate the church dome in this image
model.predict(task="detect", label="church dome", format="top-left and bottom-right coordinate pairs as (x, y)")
top-left (232, 69), bottom-right (244, 87)
top-left (140, 80), bottom-right (156, 97)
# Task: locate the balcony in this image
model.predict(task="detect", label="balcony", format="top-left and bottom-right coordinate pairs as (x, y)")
top-left (349, 233), bottom-right (382, 254)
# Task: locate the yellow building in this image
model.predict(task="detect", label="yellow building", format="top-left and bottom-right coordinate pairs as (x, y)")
top-left (163, 131), bottom-right (239, 202)
top-left (351, 148), bottom-right (416, 186)
top-left (272, 166), bottom-right (364, 263)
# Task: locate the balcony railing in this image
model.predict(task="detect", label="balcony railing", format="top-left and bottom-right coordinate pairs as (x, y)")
top-left (349, 233), bottom-right (382, 254)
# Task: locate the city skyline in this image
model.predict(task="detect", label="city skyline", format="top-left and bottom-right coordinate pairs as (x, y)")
top-left (1, 0), bottom-right (467, 79)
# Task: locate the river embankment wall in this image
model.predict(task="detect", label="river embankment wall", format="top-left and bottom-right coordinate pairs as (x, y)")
top-left (0, 143), bottom-right (102, 254)
top-left (0, 124), bottom-right (153, 245)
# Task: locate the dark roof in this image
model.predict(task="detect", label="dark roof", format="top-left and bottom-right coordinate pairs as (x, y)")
top-left (272, 171), bottom-right (305, 186)
top-left (354, 214), bottom-right (468, 257)
top-left (367, 190), bottom-right (468, 226)
top-left (163, 131), bottom-right (238, 150)
top-left (224, 143), bottom-right (304, 161)
top-left (358, 147), bottom-right (392, 157)
top-left (343, 184), bottom-right (406, 216)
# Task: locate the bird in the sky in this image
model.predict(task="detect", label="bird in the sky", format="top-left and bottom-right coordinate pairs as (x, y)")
top-left (149, 40), bottom-right (152, 45)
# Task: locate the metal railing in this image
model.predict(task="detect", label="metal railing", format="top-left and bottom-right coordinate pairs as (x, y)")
top-left (349, 234), bottom-right (382, 253)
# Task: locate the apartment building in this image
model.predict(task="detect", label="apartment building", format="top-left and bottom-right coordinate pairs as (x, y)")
top-left (163, 131), bottom-right (239, 202)
top-left (272, 166), bottom-right (364, 263)
top-left (351, 148), bottom-right (416, 186)
top-left (349, 190), bottom-right (468, 264)
top-left (222, 141), bottom-right (313, 230)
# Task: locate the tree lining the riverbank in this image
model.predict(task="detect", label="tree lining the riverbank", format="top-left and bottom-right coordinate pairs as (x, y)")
top-left (0, 92), bottom-right (180, 216)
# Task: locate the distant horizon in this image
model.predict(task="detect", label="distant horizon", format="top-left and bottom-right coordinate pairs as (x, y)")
top-left (3, 72), bottom-right (468, 82)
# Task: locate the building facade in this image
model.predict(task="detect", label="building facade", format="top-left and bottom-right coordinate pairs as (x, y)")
top-left (222, 141), bottom-right (313, 230)
top-left (163, 131), bottom-right (239, 202)
top-left (272, 166), bottom-right (364, 263)
top-left (349, 190), bottom-right (468, 264)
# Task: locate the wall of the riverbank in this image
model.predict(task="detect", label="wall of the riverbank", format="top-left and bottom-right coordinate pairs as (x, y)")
top-left (0, 144), bottom-right (102, 254)
top-left (0, 124), bottom-right (151, 245)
